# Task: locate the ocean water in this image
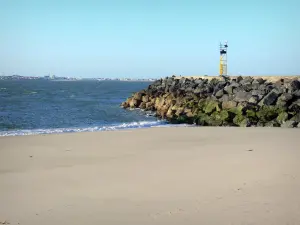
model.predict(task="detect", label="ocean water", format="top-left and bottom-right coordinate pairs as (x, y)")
top-left (0, 80), bottom-right (174, 136)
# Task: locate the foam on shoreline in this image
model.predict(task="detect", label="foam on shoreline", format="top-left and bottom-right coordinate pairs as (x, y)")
top-left (0, 121), bottom-right (194, 137)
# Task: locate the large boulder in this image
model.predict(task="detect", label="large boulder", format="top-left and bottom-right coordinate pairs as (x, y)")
top-left (279, 93), bottom-right (293, 102)
top-left (252, 80), bottom-right (260, 90)
top-left (204, 100), bottom-right (221, 114)
top-left (293, 90), bottom-right (300, 98)
top-left (265, 120), bottom-right (280, 127)
top-left (215, 89), bottom-right (224, 98)
top-left (255, 78), bottom-right (265, 84)
top-left (240, 77), bottom-right (253, 91)
top-left (281, 120), bottom-right (297, 128)
top-left (224, 85), bottom-right (234, 94)
top-left (206, 111), bottom-right (223, 126)
top-left (175, 107), bottom-right (185, 116)
top-left (258, 89), bottom-right (281, 106)
top-left (142, 95), bottom-right (149, 102)
top-left (234, 91), bottom-right (253, 102)
top-left (145, 102), bottom-right (155, 110)
top-left (228, 105), bottom-right (244, 115)
top-left (240, 76), bottom-right (253, 84)
top-left (236, 76), bottom-right (243, 83)
top-left (291, 113), bottom-right (300, 123)
top-left (195, 113), bottom-right (210, 126)
top-left (133, 92), bottom-right (145, 101)
top-left (129, 98), bottom-right (141, 108)
top-left (288, 99), bottom-right (300, 113)
top-left (233, 114), bottom-right (250, 127)
top-left (290, 80), bottom-right (300, 91)
top-left (256, 106), bottom-right (283, 122)
top-left (248, 96), bottom-right (259, 104)
top-left (277, 112), bottom-right (289, 124)
top-left (222, 100), bottom-right (237, 109)
top-left (139, 102), bottom-right (147, 109)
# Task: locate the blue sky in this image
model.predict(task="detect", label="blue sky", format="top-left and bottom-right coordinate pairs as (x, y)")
top-left (0, 0), bottom-right (299, 78)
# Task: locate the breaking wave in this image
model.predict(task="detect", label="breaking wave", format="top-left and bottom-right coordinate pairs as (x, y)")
top-left (0, 121), bottom-right (194, 137)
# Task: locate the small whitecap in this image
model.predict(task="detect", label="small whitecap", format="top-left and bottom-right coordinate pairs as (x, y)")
top-left (0, 120), bottom-right (173, 136)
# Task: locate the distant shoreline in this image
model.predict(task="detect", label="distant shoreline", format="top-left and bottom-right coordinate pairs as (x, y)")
top-left (2, 75), bottom-right (300, 82)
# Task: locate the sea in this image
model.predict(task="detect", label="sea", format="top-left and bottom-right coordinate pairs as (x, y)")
top-left (0, 79), bottom-right (182, 137)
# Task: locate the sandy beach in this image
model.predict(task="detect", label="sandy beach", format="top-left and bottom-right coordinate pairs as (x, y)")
top-left (0, 127), bottom-right (300, 225)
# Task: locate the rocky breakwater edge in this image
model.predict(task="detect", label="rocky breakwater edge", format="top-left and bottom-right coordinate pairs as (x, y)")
top-left (121, 76), bottom-right (300, 128)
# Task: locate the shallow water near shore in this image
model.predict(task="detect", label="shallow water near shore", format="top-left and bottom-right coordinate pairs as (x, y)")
top-left (0, 79), bottom-right (177, 136)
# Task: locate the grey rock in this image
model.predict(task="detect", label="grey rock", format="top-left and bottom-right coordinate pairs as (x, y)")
top-left (224, 85), bottom-right (234, 94)
top-left (291, 113), bottom-right (300, 123)
top-left (257, 94), bottom-right (264, 101)
top-left (258, 89), bottom-right (281, 106)
top-left (193, 87), bottom-right (202, 95)
top-left (230, 81), bottom-right (240, 88)
top-left (220, 94), bottom-right (231, 102)
top-left (241, 82), bottom-right (253, 92)
top-left (281, 120), bottom-right (297, 128)
top-left (276, 86), bottom-right (285, 95)
top-left (277, 112), bottom-right (289, 124)
top-left (209, 78), bottom-right (219, 86)
top-left (248, 96), bottom-right (259, 104)
top-left (215, 89), bottom-right (224, 98)
top-left (274, 79), bottom-right (285, 88)
top-left (257, 121), bottom-right (265, 127)
top-left (210, 95), bottom-right (218, 101)
top-left (293, 90), bottom-right (300, 98)
top-left (279, 93), bottom-right (293, 102)
top-left (179, 78), bottom-right (186, 85)
top-left (222, 101), bottom-right (238, 109)
top-left (265, 120), bottom-right (280, 127)
top-left (276, 99), bottom-right (288, 108)
top-left (288, 99), bottom-right (300, 112)
top-left (205, 85), bottom-right (214, 93)
top-left (240, 76), bottom-right (253, 85)
top-left (185, 87), bottom-right (193, 93)
top-left (255, 78), bottom-right (265, 84)
top-left (252, 89), bottom-right (266, 96)
top-left (232, 88), bottom-right (238, 94)
top-left (236, 76), bottom-right (243, 83)
top-left (290, 80), bottom-right (300, 91)
top-left (221, 75), bottom-right (230, 82)
top-left (194, 79), bottom-right (204, 85)
top-left (265, 84), bottom-right (280, 94)
top-left (240, 118), bottom-right (251, 127)
top-left (259, 84), bottom-right (267, 92)
top-left (252, 80), bottom-right (260, 90)
top-left (166, 78), bottom-right (174, 85)
top-left (234, 91), bottom-right (253, 102)
top-left (216, 81), bottom-right (227, 89)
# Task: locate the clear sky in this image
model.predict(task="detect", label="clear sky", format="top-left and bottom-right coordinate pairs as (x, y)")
top-left (0, 0), bottom-right (299, 78)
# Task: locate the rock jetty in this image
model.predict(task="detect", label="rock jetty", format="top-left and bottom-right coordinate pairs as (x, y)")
top-left (121, 76), bottom-right (300, 128)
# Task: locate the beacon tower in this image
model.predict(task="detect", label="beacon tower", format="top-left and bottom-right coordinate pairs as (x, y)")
top-left (219, 41), bottom-right (228, 76)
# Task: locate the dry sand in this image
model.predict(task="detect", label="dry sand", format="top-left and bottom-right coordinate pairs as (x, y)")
top-left (0, 127), bottom-right (300, 225)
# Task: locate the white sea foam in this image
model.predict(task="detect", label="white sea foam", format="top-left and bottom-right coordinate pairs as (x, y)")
top-left (0, 121), bottom-right (194, 137)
